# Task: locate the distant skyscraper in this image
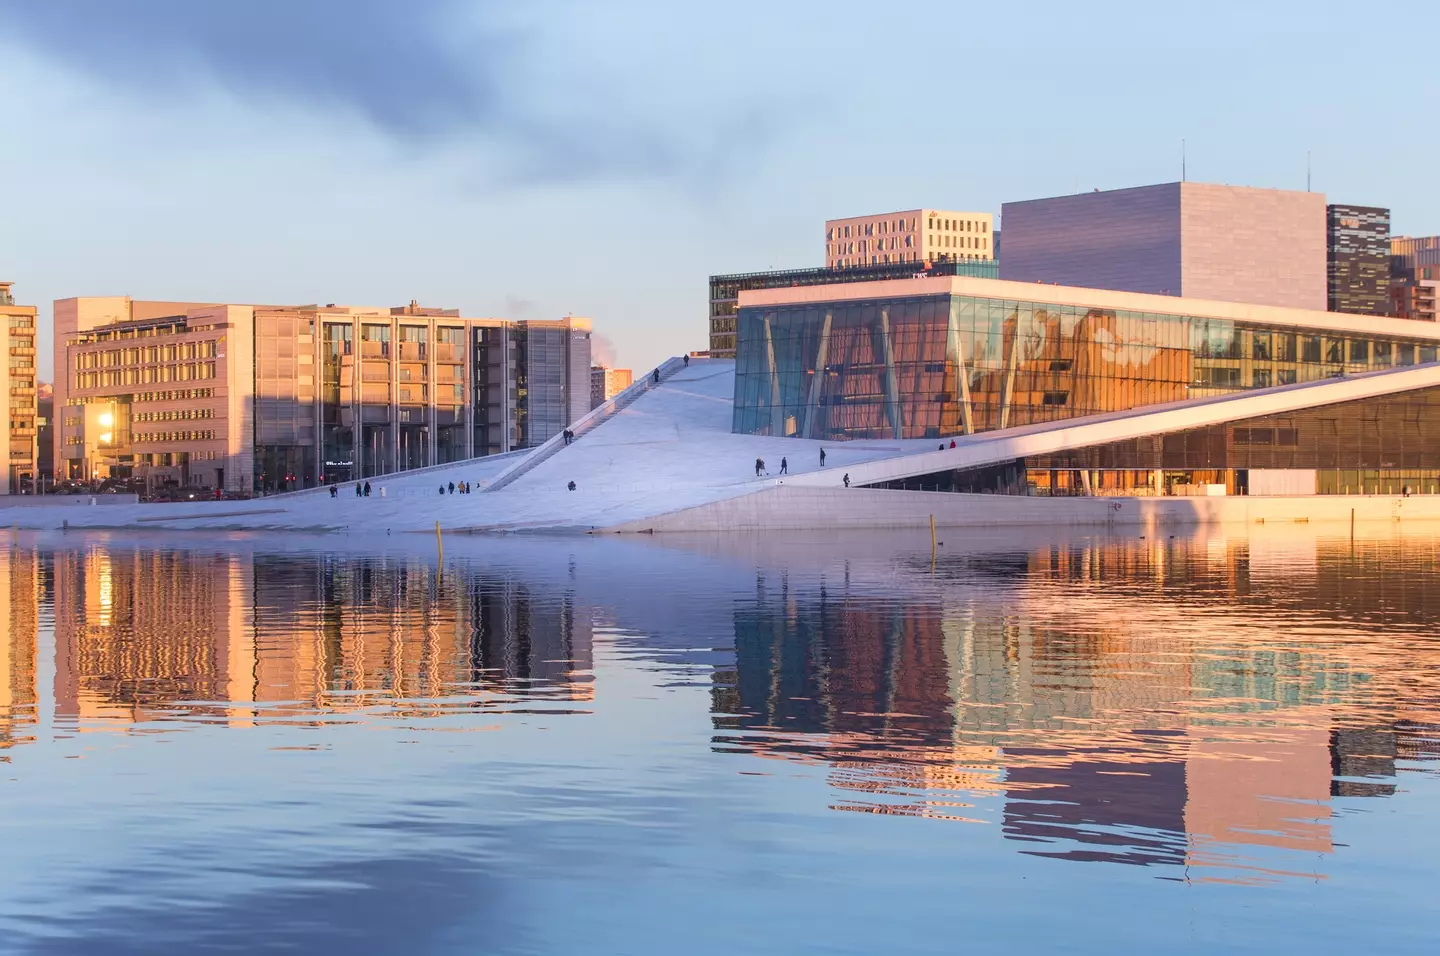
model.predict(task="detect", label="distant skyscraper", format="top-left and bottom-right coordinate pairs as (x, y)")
top-left (1326, 204), bottom-right (1391, 315)
top-left (1000, 182), bottom-right (1328, 311)
top-left (825, 209), bottom-right (994, 269)
top-left (1389, 235), bottom-right (1440, 322)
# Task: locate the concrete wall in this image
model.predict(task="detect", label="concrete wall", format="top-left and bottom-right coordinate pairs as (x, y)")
top-left (606, 484), bottom-right (1440, 534)
top-left (1000, 184), bottom-right (1183, 294)
top-left (0, 494), bottom-right (140, 508)
top-left (1180, 182), bottom-right (1326, 311)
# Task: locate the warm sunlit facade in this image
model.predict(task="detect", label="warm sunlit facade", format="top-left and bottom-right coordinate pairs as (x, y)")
top-left (825, 208), bottom-right (994, 269)
top-left (733, 275), bottom-right (1440, 442)
top-left (0, 282), bottom-right (39, 494)
top-left (54, 296), bottom-right (592, 493)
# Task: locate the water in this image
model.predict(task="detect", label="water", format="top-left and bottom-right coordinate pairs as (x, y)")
top-left (1, 527), bottom-right (1438, 955)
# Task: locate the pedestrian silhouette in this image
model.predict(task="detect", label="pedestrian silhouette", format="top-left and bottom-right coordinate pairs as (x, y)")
top-left (755, 457), bottom-right (766, 477)
top-left (819, 448), bottom-right (826, 467)
top-left (363, 481), bottom-right (371, 497)
top-left (355, 482), bottom-right (362, 497)
top-left (653, 368), bottom-right (660, 385)
top-left (949, 439), bottom-right (956, 448)
top-left (329, 485), bottom-right (337, 498)
top-left (568, 480), bottom-right (577, 491)
top-left (779, 457), bottom-right (788, 475)
top-left (843, 473), bottom-right (851, 488)
top-left (448, 481), bottom-right (455, 494)
top-left (683, 354), bottom-right (690, 367)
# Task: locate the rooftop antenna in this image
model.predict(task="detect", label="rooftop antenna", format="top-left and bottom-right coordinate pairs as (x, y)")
top-left (1182, 139), bottom-right (1186, 182)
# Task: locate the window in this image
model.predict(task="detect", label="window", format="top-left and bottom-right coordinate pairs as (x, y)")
top-left (1276, 333), bottom-right (1297, 362)
top-left (1252, 332), bottom-right (1272, 361)
top-left (1325, 338), bottom-right (1343, 364)
top-left (1302, 335), bottom-right (1322, 363)
top-left (1374, 340), bottom-right (1393, 366)
top-left (1042, 391), bottom-right (1068, 405)
top-left (1278, 369), bottom-right (1297, 385)
top-left (1252, 369), bottom-right (1271, 388)
top-left (1349, 339), bottom-right (1370, 363)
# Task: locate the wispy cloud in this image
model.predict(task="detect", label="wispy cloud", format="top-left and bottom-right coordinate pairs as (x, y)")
top-left (0, 0), bottom-right (765, 187)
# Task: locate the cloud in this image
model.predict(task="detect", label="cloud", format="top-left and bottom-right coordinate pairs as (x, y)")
top-left (0, 0), bottom-right (764, 187)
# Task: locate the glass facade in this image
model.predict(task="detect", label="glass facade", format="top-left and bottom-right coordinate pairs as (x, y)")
top-left (734, 293), bottom-right (1440, 441)
top-left (710, 259), bottom-right (999, 359)
top-left (1327, 204), bottom-right (1391, 316)
top-left (867, 386), bottom-right (1440, 497)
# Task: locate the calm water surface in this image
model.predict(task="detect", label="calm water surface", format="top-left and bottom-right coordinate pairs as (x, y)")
top-left (1, 527), bottom-right (1438, 955)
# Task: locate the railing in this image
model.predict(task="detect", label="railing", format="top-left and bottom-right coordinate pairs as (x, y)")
top-left (483, 356), bottom-right (687, 493)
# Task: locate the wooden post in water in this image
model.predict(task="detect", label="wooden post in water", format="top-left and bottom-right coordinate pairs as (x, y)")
top-left (930, 514), bottom-right (936, 555)
top-left (436, 520), bottom-right (443, 564)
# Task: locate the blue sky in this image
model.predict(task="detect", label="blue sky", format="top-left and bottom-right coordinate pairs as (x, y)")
top-left (1, 0), bottom-right (1437, 379)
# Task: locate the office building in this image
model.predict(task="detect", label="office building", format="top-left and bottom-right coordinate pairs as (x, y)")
top-left (999, 182), bottom-right (1327, 311)
top-left (825, 209), bottom-right (994, 269)
top-left (1389, 236), bottom-right (1440, 322)
top-left (709, 258), bottom-right (999, 358)
top-left (1327, 204), bottom-right (1391, 315)
top-left (0, 282), bottom-right (39, 494)
top-left (732, 272), bottom-right (1440, 495)
top-left (590, 366), bottom-right (633, 409)
top-left (53, 296), bottom-right (592, 494)
top-left (36, 384), bottom-right (52, 487)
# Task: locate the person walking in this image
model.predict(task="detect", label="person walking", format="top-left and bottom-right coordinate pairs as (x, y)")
top-left (819, 448), bottom-right (826, 467)
top-left (949, 439), bottom-right (956, 449)
top-left (439, 485), bottom-right (445, 495)
top-left (448, 481), bottom-right (455, 494)
top-left (755, 457), bottom-right (765, 477)
top-left (363, 481), bottom-right (371, 497)
top-left (652, 368), bottom-right (660, 385)
top-left (683, 354), bottom-right (690, 368)
top-left (330, 485), bottom-right (337, 498)
top-left (843, 473), bottom-right (851, 488)
top-left (779, 457), bottom-right (788, 475)
top-left (568, 480), bottom-right (577, 491)
top-left (355, 482), bottom-right (363, 497)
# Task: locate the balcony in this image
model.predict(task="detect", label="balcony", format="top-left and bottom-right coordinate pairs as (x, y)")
top-left (9, 346), bottom-right (35, 356)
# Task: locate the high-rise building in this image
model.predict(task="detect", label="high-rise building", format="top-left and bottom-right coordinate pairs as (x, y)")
top-left (590, 366), bottom-right (633, 409)
top-left (825, 209), bottom-right (994, 269)
top-left (1326, 204), bottom-right (1391, 315)
top-left (53, 296), bottom-right (592, 494)
top-left (0, 282), bottom-right (39, 494)
top-left (999, 182), bottom-right (1328, 311)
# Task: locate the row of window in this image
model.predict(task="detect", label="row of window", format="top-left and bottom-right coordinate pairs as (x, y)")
top-left (138, 388), bottom-right (216, 402)
top-left (833, 252), bottom-right (991, 268)
top-left (74, 363), bottom-right (217, 389)
top-left (133, 430), bottom-right (216, 443)
top-left (76, 341), bottom-right (219, 368)
top-left (132, 408), bottom-right (215, 423)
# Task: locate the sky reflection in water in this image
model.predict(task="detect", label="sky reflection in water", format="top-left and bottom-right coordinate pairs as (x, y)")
top-left (1, 528), bottom-right (1438, 955)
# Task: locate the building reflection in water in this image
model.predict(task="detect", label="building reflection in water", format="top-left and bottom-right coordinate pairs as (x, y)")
top-left (712, 534), bottom-right (1440, 883)
top-left (0, 544), bottom-right (41, 755)
top-left (26, 546), bottom-right (594, 729)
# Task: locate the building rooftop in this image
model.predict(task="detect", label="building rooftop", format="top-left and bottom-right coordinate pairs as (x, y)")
top-left (737, 274), bottom-right (1440, 341)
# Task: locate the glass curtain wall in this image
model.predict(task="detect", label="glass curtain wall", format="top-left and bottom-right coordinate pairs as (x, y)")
top-left (320, 322), bottom-right (354, 483)
top-left (734, 294), bottom-right (1440, 441)
top-left (436, 326), bottom-right (468, 463)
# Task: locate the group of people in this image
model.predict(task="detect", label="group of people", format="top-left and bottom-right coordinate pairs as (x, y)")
top-left (753, 448), bottom-right (849, 487)
top-left (562, 429), bottom-right (576, 445)
top-left (440, 481), bottom-right (473, 495)
top-left (332, 481), bottom-right (376, 498)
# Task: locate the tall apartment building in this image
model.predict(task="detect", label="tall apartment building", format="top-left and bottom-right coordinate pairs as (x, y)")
top-left (590, 366), bottom-right (633, 409)
top-left (0, 282), bottom-right (39, 494)
top-left (53, 297), bottom-right (591, 494)
top-left (1326, 204), bottom-right (1391, 315)
top-left (826, 209), bottom-right (994, 269)
top-left (1390, 236), bottom-right (1440, 322)
top-left (999, 182), bottom-right (1328, 311)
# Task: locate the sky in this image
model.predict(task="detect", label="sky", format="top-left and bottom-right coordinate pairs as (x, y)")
top-left (2, 0), bottom-right (1439, 380)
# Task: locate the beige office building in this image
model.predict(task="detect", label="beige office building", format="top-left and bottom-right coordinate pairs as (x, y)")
top-left (590, 366), bottom-right (633, 409)
top-left (0, 282), bottom-right (39, 494)
top-left (54, 297), bottom-right (592, 494)
top-left (825, 209), bottom-right (995, 268)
